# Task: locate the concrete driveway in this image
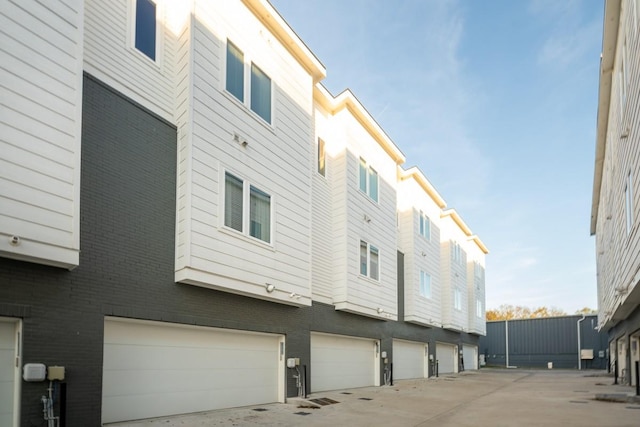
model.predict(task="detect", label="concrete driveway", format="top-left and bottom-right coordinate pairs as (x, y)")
top-left (108, 369), bottom-right (640, 427)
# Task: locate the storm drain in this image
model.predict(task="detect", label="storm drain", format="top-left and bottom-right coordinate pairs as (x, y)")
top-left (252, 408), bottom-right (268, 412)
top-left (309, 398), bottom-right (340, 406)
top-left (358, 397), bottom-right (373, 401)
top-left (341, 392), bottom-right (353, 395)
top-left (294, 412), bottom-right (311, 416)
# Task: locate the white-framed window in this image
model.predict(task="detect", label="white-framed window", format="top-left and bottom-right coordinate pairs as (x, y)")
top-left (474, 262), bottom-right (484, 280)
top-left (476, 299), bottom-right (483, 318)
top-left (419, 270), bottom-right (431, 298)
top-left (419, 211), bottom-right (431, 240)
top-left (224, 171), bottom-right (272, 243)
top-left (226, 40), bottom-right (244, 102)
top-left (317, 138), bottom-right (326, 176)
top-left (451, 241), bottom-right (462, 264)
top-left (225, 39), bottom-right (273, 124)
top-left (359, 158), bottom-right (379, 202)
top-left (625, 170), bottom-right (633, 235)
top-left (133, 0), bottom-right (157, 61)
top-left (360, 240), bottom-right (379, 280)
top-left (454, 288), bottom-right (462, 310)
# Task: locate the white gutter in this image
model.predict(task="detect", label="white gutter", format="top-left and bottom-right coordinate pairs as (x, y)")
top-left (577, 314), bottom-right (586, 370)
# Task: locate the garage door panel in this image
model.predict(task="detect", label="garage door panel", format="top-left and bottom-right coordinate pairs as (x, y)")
top-left (462, 345), bottom-right (477, 370)
top-left (311, 333), bottom-right (377, 392)
top-left (103, 319), bottom-right (281, 424)
top-left (393, 340), bottom-right (426, 380)
top-left (436, 343), bottom-right (456, 374)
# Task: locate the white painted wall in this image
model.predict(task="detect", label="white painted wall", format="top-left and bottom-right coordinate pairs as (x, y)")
top-left (397, 174), bottom-right (443, 327)
top-left (440, 215), bottom-right (469, 332)
top-left (330, 108), bottom-right (399, 319)
top-left (466, 241), bottom-right (486, 335)
top-left (175, 0), bottom-right (317, 306)
top-left (83, 0), bottom-right (182, 122)
top-left (0, 0), bottom-right (83, 269)
top-left (594, 0), bottom-right (640, 329)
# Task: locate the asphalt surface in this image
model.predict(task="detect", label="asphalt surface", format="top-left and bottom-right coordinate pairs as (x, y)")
top-left (108, 369), bottom-right (640, 426)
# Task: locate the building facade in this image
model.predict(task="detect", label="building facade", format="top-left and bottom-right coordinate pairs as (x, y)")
top-left (480, 316), bottom-right (608, 370)
top-left (0, 1), bottom-right (487, 425)
top-left (591, 0), bottom-right (640, 388)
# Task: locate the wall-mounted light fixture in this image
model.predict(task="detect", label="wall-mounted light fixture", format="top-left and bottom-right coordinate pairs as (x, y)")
top-left (265, 283), bottom-right (275, 293)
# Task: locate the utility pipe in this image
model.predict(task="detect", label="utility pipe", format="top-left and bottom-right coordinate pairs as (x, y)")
top-left (505, 320), bottom-right (509, 368)
top-left (577, 314), bottom-right (586, 370)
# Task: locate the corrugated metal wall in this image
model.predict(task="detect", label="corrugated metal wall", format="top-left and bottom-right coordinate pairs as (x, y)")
top-left (478, 316), bottom-right (608, 369)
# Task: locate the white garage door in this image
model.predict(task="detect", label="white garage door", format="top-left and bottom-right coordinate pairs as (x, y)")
top-left (462, 345), bottom-right (478, 370)
top-left (392, 340), bottom-right (428, 380)
top-left (311, 333), bottom-right (379, 392)
top-left (436, 342), bottom-right (457, 374)
top-left (0, 319), bottom-right (19, 427)
top-left (102, 318), bottom-right (284, 424)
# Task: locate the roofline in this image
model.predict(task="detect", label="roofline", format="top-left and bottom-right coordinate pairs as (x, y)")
top-left (399, 166), bottom-right (447, 208)
top-left (314, 84), bottom-right (406, 165)
top-left (441, 209), bottom-right (489, 254)
top-left (591, 0), bottom-right (620, 235)
top-left (243, 0), bottom-right (327, 83)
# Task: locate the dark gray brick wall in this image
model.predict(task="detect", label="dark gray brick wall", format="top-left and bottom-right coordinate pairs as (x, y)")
top-left (0, 74), bottom-right (474, 426)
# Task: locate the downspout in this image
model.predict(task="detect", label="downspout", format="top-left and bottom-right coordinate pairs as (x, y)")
top-left (505, 320), bottom-right (509, 368)
top-left (577, 314), bottom-right (586, 370)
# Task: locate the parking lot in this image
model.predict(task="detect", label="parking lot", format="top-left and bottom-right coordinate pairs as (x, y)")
top-left (109, 369), bottom-right (640, 427)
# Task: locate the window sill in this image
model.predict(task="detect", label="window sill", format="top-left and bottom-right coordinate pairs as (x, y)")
top-left (221, 89), bottom-right (276, 134)
top-left (219, 225), bottom-right (275, 251)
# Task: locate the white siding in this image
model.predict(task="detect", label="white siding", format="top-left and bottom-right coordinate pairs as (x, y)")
top-left (0, 0), bottom-right (82, 269)
top-left (593, 0), bottom-right (640, 329)
top-left (175, 0), bottom-right (315, 305)
top-left (466, 242), bottom-right (486, 335)
top-left (311, 105), bottom-right (335, 303)
top-left (83, 0), bottom-right (179, 122)
top-left (330, 109), bottom-right (398, 319)
top-left (440, 216), bottom-right (469, 332)
top-left (397, 175), bottom-right (443, 327)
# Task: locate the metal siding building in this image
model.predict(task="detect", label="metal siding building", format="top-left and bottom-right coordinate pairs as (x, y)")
top-left (479, 316), bottom-right (608, 369)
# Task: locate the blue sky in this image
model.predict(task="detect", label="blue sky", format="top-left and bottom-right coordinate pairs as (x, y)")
top-left (270, 0), bottom-right (604, 313)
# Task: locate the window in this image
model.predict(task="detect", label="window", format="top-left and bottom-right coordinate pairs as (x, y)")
top-left (454, 288), bottom-right (462, 310)
top-left (419, 212), bottom-right (431, 240)
top-left (625, 170), bottom-right (633, 235)
top-left (419, 271), bottom-right (431, 298)
top-left (474, 262), bottom-right (484, 280)
top-left (224, 172), bottom-right (271, 243)
top-left (225, 40), bottom-right (273, 124)
top-left (134, 0), bottom-right (156, 60)
top-left (476, 299), bottom-right (483, 318)
top-left (451, 241), bottom-right (462, 264)
top-left (317, 138), bottom-right (326, 176)
top-left (250, 64), bottom-right (271, 123)
top-left (226, 41), bottom-right (244, 102)
top-left (360, 240), bottom-right (379, 280)
top-left (359, 158), bottom-right (378, 202)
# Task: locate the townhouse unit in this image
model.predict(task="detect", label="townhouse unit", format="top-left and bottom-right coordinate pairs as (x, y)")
top-left (591, 0), bottom-right (640, 388)
top-left (0, 1), bottom-right (488, 425)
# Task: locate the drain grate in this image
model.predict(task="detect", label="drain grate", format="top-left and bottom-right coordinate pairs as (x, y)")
top-left (309, 397), bottom-right (340, 406)
top-left (341, 392), bottom-right (353, 395)
top-left (358, 397), bottom-right (373, 401)
top-left (294, 412), bottom-right (312, 416)
top-left (252, 408), bottom-right (268, 412)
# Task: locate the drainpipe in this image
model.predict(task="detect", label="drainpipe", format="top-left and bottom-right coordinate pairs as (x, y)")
top-left (505, 320), bottom-right (509, 368)
top-left (577, 314), bottom-right (586, 370)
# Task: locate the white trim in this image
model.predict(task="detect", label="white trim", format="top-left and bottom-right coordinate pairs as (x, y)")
top-left (0, 317), bottom-right (21, 427)
top-left (128, 0), bottom-right (164, 68)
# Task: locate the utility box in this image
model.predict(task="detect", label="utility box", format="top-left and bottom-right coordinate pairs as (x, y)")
top-left (581, 349), bottom-right (594, 360)
top-left (23, 363), bottom-right (47, 382)
top-left (48, 366), bottom-right (65, 381)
